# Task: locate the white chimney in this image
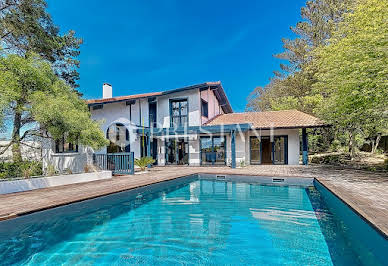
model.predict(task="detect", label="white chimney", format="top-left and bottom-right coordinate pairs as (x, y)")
top-left (103, 83), bottom-right (112, 99)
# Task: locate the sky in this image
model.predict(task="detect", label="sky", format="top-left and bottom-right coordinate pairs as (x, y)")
top-left (47, 0), bottom-right (306, 112)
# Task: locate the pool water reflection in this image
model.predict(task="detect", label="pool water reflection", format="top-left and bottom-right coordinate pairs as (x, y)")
top-left (0, 176), bottom-right (386, 265)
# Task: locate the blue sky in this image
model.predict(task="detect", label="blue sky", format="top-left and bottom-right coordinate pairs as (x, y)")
top-left (47, 0), bottom-right (305, 112)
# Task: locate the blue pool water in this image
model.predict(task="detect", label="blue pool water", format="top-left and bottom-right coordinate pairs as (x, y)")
top-left (0, 176), bottom-right (387, 265)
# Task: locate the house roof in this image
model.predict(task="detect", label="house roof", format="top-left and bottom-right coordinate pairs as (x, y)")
top-left (86, 81), bottom-right (233, 113)
top-left (205, 109), bottom-right (327, 129)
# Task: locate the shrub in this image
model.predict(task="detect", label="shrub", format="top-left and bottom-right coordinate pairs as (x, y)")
top-left (46, 164), bottom-right (57, 176)
top-left (135, 157), bottom-right (155, 171)
top-left (0, 161), bottom-right (43, 179)
top-left (84, 164), bottom-right (99, 173)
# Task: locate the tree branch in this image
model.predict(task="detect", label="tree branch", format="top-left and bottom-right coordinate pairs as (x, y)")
top-left (0, 140), bottom-right (13, 155)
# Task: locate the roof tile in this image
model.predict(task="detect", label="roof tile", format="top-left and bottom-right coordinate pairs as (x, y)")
top-left (205, 110), bottom-right (327, 129)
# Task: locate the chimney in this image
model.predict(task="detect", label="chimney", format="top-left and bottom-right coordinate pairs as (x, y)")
top-left (103, 83), bottom-right (112, 99)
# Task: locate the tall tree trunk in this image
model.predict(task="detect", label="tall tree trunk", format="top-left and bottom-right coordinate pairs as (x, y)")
top-left (348, 129), bottom-right (356, 160)
top-left (372, 134), bottom-right (382, 153)
top-left (11, 109), bottom-right (22, 162)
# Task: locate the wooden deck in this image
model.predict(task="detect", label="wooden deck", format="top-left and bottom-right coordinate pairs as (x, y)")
top-left (0, 165), bottom-right (387, 238)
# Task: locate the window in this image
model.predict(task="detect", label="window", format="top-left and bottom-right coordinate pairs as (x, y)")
top-left (92, 104), bottom-right (103, 110)
top-left (106, 123), bottom-right (130, 153)
top-left (201, 99), bottom-right (208, 118)
top-left (170, 99), bottom-right (188, 127)
top-left (250, 137), bottom-right (261, 164)
top-left (200, 136), bottom-right (226, 165)
top-left (55, 137), bottom-right (78, 153)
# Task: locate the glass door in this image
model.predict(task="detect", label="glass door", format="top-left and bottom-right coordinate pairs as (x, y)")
top-left (177, 139), bottom-right (189, 165)
top-left (213, 136), bottom-right (225, 165)
top-left (250, 137), bottom-right (261, 164)
top-left (200, 136), bottom-right (226, 165)
top-left (165, 138), bottom-right (188, 165)
top-left (166, 139), bottom-right (176, 165)
top-left (200, 137), bottom-right (213, 165)
top-left (273, 136), bottom-right (288, 164)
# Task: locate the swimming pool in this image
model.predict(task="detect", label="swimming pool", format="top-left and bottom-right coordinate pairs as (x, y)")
top-left (0, 175), bottom-right (386, 265)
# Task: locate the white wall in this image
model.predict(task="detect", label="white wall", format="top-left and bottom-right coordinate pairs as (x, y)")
top-left (200, 88), bottom-right (222, 124)
top-left (189, 138), bottom-right (200, 166)
top-left (90, 100), bottom-right (144, 159)
top-left (0, 140), bottom-right (41, 162)
top-left (225, 132), bottom-right (247, 167)
top-left (41, 139), bottom-right (95, 174)
top-left (0, 171), bottom-right (111, 194)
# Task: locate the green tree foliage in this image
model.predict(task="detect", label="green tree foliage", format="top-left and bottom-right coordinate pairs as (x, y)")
top-left (247, 0), bottom-right (353, 114)
top-left (0, 0), bottom-right (82, 88)
top-left (0, 1), bottom-right (106, 161)
top-left (0, 54), bottom-right (108, 161)
top-left (312, 0), bottom-right (388, 157)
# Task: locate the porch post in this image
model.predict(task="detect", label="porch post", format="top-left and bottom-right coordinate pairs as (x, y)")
top-left (231, 130), bottom-right (236, 168)
top-left (147, 133), bottom-right (151, 168)
top-left (302, 128), bottom-right (308, 165)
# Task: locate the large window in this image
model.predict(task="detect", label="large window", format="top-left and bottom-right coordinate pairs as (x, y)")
top-left (201, 99), bottom-right (208, 118)
top-left (250, 137), bottom-right (261, 164)
top-left (273, 136), bottom-right (288, 164)
top-left (106, 123), bottom-right (130, 153)
top-left (200, 136), bottom-right (225, 165)
top-left (55, 137), bottom-right (78, 153)
top-left (170, 99), bottom-right (188, 127)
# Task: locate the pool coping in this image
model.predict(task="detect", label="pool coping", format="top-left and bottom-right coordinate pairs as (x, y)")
top-left (315, 178), bottom-right (388, 241)
top-left (0, 169), bottom-right (387, 240)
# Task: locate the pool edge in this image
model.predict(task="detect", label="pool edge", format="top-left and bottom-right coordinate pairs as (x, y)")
top-left (315, 178), bottom-right (388, 241)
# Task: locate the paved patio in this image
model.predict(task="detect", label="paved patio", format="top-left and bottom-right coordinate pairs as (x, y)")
top-left (0, 165), bottom-right (387, 238)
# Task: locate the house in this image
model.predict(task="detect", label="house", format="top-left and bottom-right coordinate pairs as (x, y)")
top-left (43, 81), bottom-right (326, 172)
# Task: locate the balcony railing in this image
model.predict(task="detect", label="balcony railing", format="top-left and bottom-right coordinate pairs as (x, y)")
top-left (93, 152), bottom-right (134, 175)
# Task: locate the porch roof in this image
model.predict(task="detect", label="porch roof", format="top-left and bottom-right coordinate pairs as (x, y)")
top-left (205, 110), bottom-right (328, 129)
top-left (137, 123), bottom-right (252, 136)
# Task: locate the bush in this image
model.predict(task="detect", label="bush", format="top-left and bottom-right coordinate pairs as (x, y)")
top-left (0, 161), bottom-right (43, 179)
top-left (310, 153), bottom-right (351, 165)
top-left (135, 157), bottom-right (155, 171)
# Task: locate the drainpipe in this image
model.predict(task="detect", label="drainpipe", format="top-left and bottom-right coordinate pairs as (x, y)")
top-left (147, 132), bottom-right (151, 168)
top-left (231, 130), bottom-right (236, 168)
top-left (302, 128), bottom-right (308, 165)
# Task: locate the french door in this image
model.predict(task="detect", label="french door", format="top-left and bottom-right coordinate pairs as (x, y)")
top-left (165, 138), bottom-right (188, 165)
top-left (200, 136), bottom-right (226, 165)
top-left (250, 136), bottom-right (288, 165)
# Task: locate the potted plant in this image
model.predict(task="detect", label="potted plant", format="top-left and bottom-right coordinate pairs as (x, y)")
top-left (135, 157), bottom-right (156, 172)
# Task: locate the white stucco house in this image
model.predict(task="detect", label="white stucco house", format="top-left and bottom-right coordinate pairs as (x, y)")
top-left (43, 81), bottom-right (326, 173)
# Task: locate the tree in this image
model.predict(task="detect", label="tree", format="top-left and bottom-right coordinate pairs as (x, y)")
top-left (0, 54), bottom-right (108, 161)
top-left (313, 0), bottom-right (388, 158)
top-left (0, 0), bottom-right (89, 160)
top-left (246, 0), bottom-right (355, 114)
top-left (0, 0), bottom-right (82, 88)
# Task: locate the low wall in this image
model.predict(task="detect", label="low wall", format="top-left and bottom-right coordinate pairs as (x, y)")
top-left (0, 171), bottom-right (112, 195)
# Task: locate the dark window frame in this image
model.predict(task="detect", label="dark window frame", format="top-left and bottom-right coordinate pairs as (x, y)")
top-left (55, 136), bottom-right (78, 153)
top-left (92, 104), bottom-right (103, 110)
top-left (169, 98), bottom-right (188, 127)
top-left (200, 135), bottom-right (226, 165)
top-left (201, 99), bottom-right (208, 118)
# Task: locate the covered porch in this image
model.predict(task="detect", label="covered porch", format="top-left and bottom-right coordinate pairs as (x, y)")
top-left (137, 124), bottom-right (252, 168)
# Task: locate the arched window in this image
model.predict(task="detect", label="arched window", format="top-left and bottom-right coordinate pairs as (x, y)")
top-left (106, 123), bottom-right (130, 153)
